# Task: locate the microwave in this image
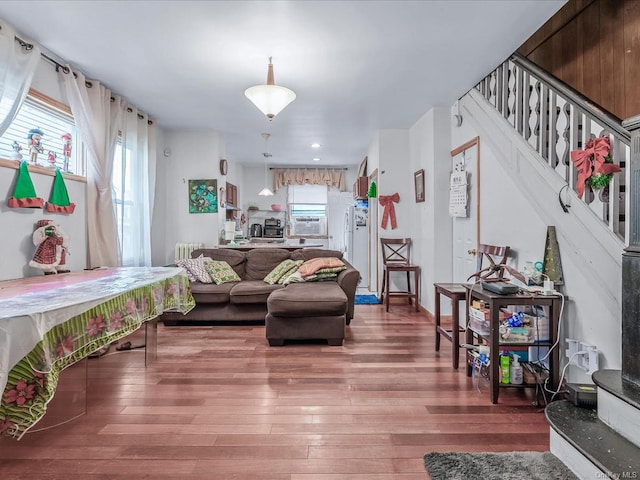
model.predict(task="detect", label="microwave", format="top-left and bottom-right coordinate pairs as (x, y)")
top-left (264, 218), bottom-right (281, 227)
top-left (263, 226), bottom-right (284, 238)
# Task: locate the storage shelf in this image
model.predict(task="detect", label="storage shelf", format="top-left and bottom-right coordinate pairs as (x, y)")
top-left (464, 284), bottom-right (561, 404)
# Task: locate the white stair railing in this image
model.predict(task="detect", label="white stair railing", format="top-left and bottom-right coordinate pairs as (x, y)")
top-left (475, 52), bottom-right (631, 244)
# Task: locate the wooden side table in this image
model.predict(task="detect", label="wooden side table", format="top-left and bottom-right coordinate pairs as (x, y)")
top-left (434, 283), bottom-right (468, 369)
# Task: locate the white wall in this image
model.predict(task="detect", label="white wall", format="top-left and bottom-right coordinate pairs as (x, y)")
top-left (155, 130), bottom-right (226, 265)
top-left (0, 57), bottom-right (87, 281)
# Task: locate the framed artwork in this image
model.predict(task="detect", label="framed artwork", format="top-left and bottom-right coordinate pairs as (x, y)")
top-left (188, 179), bottom-right (218, 213)
top-left (414, 169), bottom-right (425, 203)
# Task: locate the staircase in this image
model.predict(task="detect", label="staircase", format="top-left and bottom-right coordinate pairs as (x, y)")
top-left (546, 371), bottom-right (640, 478)
top-left (469, 54), bottom-right (640, 478)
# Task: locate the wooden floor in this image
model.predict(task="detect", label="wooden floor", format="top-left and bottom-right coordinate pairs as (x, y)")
top-left (0, 304), bottom-right (550, 479)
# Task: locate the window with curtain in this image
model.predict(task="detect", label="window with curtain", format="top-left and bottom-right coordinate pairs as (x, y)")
top-left (113, 136), bottom-right (133, 265)
top-left (0, 91), bottom-right (82, 175)
top-left (112, 108), bottom-right (153, 267)
top-left (287, 184), bottom-right (328, 237)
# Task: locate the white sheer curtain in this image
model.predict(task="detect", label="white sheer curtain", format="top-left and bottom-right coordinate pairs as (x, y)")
top-left (61, 68), bottom-right (123, 268)
top-left (0, 20), bottom-right (41, 136)
top-left (116, 105), bottom-right (154, 267)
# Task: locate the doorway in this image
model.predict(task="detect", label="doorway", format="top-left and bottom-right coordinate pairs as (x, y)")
top-left (451, 137), bottom-right (480, 282)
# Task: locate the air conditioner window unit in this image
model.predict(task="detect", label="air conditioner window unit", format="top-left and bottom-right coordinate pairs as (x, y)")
top-left (292, 216), bottom-right (326, 236)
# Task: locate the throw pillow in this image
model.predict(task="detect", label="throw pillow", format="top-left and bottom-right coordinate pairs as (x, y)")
top-left (177, 255), bottom-right (214, 283)
top-left (298, 257), bottom-right (345, 278)
top-left (282, 270), bottom-right (305, 285)
top-left (303, 272), bottom-right (340, 282)
top-left (277, 261), bottom-right (303, 285)
top-left (264, 259), bottom-right (303, 285)
top-left (315, 265), bottom-right (347, 275)
top-left (205, 260), bottom-right (241, 285)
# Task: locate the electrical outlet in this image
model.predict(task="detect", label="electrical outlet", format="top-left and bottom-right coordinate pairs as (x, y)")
top-left (565, 338), bottom-right (599, 374)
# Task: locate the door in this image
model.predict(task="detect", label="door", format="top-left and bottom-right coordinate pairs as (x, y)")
top-left (452, 138), bottom-right (480, 283)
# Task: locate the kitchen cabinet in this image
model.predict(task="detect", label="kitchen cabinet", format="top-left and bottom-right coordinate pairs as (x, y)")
top-left (464, 284), bottom-right (561, 404)
top-left (353, 176), bottom-right (368, 200)
top-left (225, 182), bottom-right (238, 220)
top-left (226, 182), bottom-right (237, 207)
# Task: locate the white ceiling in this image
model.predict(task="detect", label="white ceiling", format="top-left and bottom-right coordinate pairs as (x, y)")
top-left (0, 1), bottom-right (565, 167)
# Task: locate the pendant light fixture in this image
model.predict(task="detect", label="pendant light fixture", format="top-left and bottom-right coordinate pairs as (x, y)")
top-left (258, 133), bottom-right (274, 196)
top-left (245, 57), bottom-right (296, 120)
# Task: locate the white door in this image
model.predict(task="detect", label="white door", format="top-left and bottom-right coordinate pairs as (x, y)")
top-left (452, 142), bottom-right (479, 283)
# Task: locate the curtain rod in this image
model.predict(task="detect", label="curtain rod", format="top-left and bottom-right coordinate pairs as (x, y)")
top-left (11, 30), bottom-right (154, 125)
top-left (269, 167), bottom-right (349, 170)
top-left (12, 32), bottom-right (69, 73)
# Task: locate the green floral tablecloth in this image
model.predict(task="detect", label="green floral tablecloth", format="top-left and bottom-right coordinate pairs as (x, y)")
top-left (0, 267), bottom-right (194, 439)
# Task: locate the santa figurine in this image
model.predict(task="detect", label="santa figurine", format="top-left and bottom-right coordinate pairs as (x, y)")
top-left (29, 219), bottom-right (70, 274)
top-left (47, 150), bottom-right (57, 168)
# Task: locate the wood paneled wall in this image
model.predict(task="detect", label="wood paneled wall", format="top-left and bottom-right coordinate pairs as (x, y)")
top-left (518, 0), bottom-right (640, 120)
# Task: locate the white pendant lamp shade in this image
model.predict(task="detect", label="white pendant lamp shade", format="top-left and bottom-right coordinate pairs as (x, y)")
top-left (245, 57), bottom-right (296, 120)
top-left (259, 133), bottom-right (274, 196)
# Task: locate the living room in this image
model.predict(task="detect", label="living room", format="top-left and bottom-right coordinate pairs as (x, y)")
top-left (1, 0), bottom-right (639, 477)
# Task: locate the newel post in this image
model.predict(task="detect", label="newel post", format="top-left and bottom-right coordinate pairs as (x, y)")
top-left (620, 114), bottom-right (640, 384)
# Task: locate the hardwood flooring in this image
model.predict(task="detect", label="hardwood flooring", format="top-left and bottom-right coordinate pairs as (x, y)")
top-left (0, 305), bottom-right (550, 479)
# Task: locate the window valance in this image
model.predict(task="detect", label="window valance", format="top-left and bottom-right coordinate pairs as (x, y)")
top-left (273, 168), bottom-right (345, 192)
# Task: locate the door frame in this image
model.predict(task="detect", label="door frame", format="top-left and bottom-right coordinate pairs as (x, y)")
top-left (368, 168), bottom-right (379, 293)
top-left (450, 137), bottom-right (481, 276)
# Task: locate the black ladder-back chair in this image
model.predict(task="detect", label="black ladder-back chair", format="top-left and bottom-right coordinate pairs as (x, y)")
top-left (380, 238), bottom-right (420, 312)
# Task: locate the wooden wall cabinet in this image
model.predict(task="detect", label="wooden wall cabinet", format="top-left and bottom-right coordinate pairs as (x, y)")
top-left (225, 182), bottom-right (238, 220)
top-left (225, 182), bottom-right (237, 207)
top-left (353, 176), bottom-right (369, 200)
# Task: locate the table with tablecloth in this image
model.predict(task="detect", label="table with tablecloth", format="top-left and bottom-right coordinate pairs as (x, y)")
top-left (0, 267), bottom-right (194, 439)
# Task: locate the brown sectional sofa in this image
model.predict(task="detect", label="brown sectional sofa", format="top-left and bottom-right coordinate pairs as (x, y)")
top-left (160, 248), bottom-right (360, 340)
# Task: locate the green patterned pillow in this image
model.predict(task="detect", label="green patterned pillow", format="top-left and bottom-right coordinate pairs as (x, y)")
top-left (282, 270), bottom-right (305, 285)
top-left (205, 260), bottom-right (241, 285)
top-left (264, 259), bottom-right (301, 285)
top-left (315, 265), bottom-right (347, 275)
top-left (277, 260), bottom-right (303, 284)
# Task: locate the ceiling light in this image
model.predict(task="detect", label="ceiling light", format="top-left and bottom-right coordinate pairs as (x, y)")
top-left (259, 133), bottom-right (274, 196)
top-left (311, 143), bottom-right (321, 149)
top-left (312, 157), bottom-right (320, 162)
top-left (245, 57), bottom-right (296, 120)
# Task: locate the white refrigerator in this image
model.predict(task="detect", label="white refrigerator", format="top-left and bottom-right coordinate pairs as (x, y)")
top-left (344, 204), bottom-right (369, 285)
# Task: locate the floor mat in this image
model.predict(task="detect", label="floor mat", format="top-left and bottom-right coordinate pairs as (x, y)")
top-left (354, 294), bottom-right (380, 305)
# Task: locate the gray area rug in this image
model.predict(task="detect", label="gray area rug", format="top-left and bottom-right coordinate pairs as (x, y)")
top-left (424, 451), bottom-right (579, 480)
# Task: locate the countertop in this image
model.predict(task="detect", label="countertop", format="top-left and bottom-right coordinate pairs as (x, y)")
top-left (220, 242), bottom-right (325, 250)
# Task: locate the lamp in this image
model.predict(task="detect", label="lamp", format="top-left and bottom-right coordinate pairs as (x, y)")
top-left (245, 57), bottom-right (296, 120)
top-left (259, 133), bottom-right (274, 196)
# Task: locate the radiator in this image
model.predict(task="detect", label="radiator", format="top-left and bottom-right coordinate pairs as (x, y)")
top-left (174, 242), bottom-right (205, 262)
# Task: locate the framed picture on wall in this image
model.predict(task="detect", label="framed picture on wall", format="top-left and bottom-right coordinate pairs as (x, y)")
top-left (414, 169), bottom-right (425, 203)
top-left (188, 179), bottom-right (218, 213)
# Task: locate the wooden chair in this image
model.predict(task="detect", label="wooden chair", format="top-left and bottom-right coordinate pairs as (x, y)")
top-left (467, 244), bottom-right (510, 282)
top-left (434, 243), bottom-right (510, 369)
top-left (380, 238), bottom-right (420, 312)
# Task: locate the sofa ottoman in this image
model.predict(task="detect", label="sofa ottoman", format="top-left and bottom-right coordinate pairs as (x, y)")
top-left (265, 283), bottom-right (348, 346)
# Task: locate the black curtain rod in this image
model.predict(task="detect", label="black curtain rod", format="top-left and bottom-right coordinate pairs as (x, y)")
top-left (269, 167), bottom-right (349, 170)
top-left (12, 32), bottom-right (69, 73)
top-left (11, 31), bottom-right (154, 126)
